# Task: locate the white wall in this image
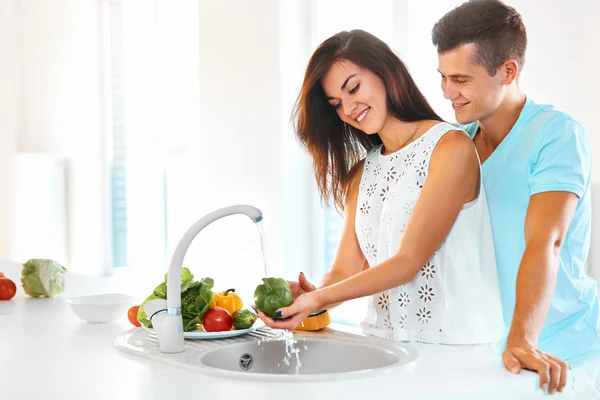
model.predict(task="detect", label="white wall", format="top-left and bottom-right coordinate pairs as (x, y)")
top-left (0, 0), bottom-right (107, 275)
top-left (0, 0), bottom-right (19, 259)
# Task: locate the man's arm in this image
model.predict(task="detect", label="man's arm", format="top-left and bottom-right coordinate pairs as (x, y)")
top-left (503, 191), bottom-right (579, 394)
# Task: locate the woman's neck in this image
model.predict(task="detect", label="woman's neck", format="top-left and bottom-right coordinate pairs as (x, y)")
top-left (378, 117), bottom-right (427, 155)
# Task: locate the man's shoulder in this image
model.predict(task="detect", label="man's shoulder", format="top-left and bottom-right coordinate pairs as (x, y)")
top-left (524, 99), bottom-right (591, 177)
top-left (523, 98), bottom-right (585, 135)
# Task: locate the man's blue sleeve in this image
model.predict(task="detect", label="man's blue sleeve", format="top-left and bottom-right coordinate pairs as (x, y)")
top-left (528, 118), bottom-right (591, 198)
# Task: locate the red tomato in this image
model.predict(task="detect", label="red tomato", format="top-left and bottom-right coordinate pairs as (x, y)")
top-left (127, 305), bottom-right (141, 327)
top-left (0, 277), bottom-right (16, 301)
top-left (202, 307), bottom-right (232, 332)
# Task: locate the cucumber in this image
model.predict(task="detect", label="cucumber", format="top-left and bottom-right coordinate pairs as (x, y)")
top-left (232, 308), bottom-right (257, 330)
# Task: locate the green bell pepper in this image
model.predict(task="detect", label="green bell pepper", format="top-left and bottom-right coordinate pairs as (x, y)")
top-left (254, 277), bottom-right (293, 318)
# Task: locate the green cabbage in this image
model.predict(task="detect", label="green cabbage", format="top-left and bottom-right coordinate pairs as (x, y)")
top-left (21, 259), bottom-right (67, 298)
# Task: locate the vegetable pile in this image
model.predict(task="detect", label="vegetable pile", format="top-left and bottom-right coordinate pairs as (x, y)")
top-left (1, 258), bottom-right (66, 301)
top-left (131, 272), bottom-right (295, 333)
top-left (134, 267), bottom-right (258, 333)
top-left (137, 267), bottom-right (215, 331)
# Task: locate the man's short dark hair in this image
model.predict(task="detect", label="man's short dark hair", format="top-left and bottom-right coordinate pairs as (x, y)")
top-left (432, 0), bottom-right (527, 76)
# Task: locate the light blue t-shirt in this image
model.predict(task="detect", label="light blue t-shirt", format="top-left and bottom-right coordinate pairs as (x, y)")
top-left (460, 97), bottom-right (600, 366)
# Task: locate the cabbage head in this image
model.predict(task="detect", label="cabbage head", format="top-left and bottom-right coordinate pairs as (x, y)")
top-left (21, 259), bottom-right (67, 298)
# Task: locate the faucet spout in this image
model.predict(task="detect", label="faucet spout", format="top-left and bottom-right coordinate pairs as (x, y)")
top-left (154, 204), bottom-right (263, 353)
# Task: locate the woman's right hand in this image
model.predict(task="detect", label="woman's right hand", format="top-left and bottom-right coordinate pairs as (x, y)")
top-left (288, 272), bottom-right (316, 300)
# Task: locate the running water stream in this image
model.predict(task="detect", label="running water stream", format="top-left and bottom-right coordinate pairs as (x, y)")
top-left (255, 220), bottom-right (302, 373)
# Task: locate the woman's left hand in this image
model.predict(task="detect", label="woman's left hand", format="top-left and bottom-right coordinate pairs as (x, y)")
top-left (255, 292), bottom-right (320, 331)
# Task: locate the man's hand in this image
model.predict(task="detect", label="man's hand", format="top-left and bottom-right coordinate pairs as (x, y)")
top-left (502, 341), bottom-right (570, 394)
top-left (287, 272), bottom-right (316, 300)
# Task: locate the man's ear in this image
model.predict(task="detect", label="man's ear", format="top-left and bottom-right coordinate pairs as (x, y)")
top-left (501, 59), bottom-right (519, 85)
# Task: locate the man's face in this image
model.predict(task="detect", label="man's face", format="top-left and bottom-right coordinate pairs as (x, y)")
top-left (438, 43), bottom-right (505, 125)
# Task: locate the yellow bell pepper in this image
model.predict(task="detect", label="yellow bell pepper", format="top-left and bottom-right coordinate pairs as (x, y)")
top-left (213, 289), bottom-right (243, 315)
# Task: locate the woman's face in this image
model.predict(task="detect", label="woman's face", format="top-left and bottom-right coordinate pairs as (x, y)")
top-left (321, 60), bottom-right (389, 135)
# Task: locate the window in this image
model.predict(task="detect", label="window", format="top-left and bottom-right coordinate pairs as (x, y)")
top-left (106, 0), bottom-right (127, 268)
top-left (103, 0), bottom-right (406, 321)
top-left (103, 0), bottom-right (200, 274)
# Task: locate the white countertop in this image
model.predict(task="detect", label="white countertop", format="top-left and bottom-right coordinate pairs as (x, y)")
top-left (0, 260), bottom-right (570, 400)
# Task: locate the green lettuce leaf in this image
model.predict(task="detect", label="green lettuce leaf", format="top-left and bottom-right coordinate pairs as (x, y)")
top-left (181, 277), bottom-right (214, 332)
top-left (137, 267), bottom-right (214, 331)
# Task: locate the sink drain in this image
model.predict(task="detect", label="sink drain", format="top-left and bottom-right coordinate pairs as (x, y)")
top-left (239, 353), bottom-right (253, 371)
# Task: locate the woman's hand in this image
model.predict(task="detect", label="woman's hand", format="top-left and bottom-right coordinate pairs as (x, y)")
top-left (255, 292), bottom-right (320, 331)
top-left (287, 272), bottom-right (317, 300)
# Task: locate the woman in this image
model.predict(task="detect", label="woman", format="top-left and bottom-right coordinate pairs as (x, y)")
top-left (258, 30), bottom-right (504, 344)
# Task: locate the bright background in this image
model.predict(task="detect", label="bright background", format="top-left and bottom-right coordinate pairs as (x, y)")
top-left (1, 0), bottom-right (599, 325)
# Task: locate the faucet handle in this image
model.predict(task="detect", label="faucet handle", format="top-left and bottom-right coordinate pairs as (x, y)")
top-left (145, 298), bottom-right (185, 353)
top-left (145, 298), bottom-right (167, 321)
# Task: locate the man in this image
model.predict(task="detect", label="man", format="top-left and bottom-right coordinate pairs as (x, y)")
top-left (432, 0), bottom-right (600, 396)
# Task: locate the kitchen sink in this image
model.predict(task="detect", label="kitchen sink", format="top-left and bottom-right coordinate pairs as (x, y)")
top-left (114, 327), bottom-right (418, 382)
top-left (200, 334), bottom-right (411, 375)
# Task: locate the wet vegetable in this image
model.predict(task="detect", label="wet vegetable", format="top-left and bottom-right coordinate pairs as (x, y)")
top-left (254, 277), bottom-right (293, 318)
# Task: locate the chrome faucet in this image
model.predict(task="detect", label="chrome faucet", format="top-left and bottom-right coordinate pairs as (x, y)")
top-left (144, 205), bottom-right (263, 353)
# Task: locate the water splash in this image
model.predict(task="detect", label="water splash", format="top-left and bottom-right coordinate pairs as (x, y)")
top-left (275, 330), bottom-right (302, 373)
top-left (283, 331), bottom-right (302, 373)
top-left (255, 329), bottom-right (303, 374)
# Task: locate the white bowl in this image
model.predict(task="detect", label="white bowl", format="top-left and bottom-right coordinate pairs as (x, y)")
top-left (66, 293), bottom-right (134, 323)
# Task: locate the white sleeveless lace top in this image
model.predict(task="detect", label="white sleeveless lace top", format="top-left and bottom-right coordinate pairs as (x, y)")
top-left (356, 122), bottom-right (504, 344)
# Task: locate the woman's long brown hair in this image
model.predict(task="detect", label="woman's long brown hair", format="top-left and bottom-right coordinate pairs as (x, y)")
top-left (292, 30), bottom-right (442, 210)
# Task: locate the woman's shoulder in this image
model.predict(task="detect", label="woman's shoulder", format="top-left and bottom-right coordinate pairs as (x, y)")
top-left (428, 127), bottom-right (479, 185)
top-left (429, 120), bottom-right (469, 135)
top-left (433, 128), bottom-right (477, 159)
